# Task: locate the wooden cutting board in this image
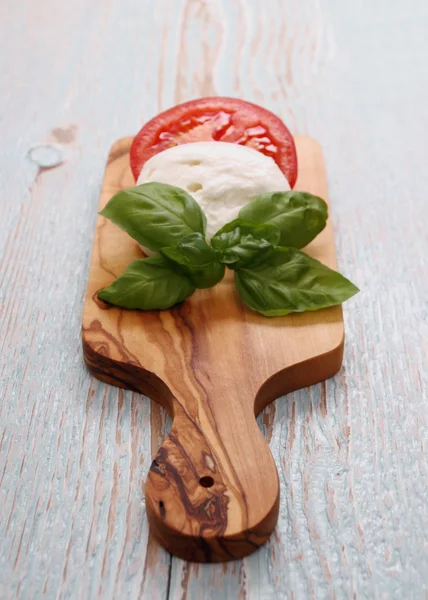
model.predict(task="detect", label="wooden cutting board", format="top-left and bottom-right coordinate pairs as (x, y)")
top-left (82, 137), bottom-right (344, 563)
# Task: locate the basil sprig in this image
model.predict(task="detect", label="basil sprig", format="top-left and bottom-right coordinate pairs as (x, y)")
top-left (160, 233), bottom-right (225, 289)
top-left (98, 182), bottom-right (358, 316)
top-left (211, 219), bottom-right (280, 269)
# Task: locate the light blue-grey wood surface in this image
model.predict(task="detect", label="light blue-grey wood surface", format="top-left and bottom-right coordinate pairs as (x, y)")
top-left (1, 1), bottom-right (428, 598)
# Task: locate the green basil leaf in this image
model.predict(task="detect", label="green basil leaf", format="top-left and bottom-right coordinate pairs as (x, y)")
top-left (160, 233), bottom-right (225, 289)
top-left (98, 256), bottom-right (195, 310)
top-left (235, 247), bottom-right (359, 316)
top-left (211, 219), bottom-right (280, 268)
top-left (238, 191), bottom-right (328, 249)
top-left (211, 219), bottom-right (280, 252)
top-left (100, 182), bottom-right (207, 252)
top-left (220, 235), bottom-right (275, 269)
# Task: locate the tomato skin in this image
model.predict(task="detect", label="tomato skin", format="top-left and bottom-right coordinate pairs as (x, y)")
top-left (130, 97), bottom-right (298, 188)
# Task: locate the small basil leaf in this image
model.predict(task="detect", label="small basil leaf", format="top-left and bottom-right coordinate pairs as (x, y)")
top-left (211, 219), bottom-right (281, 253)
top-left (211, 219), bottom-right (280, 269)
top-left (235, 247), bottom-right (359, 316)
top-left (220, 235), bottom-right (274, 269)
top-left (238, 191), bottom-right (328, 249)
top-left (160, 233), bottom-right (225, 289)
top-left (98, 256), bottom-right (195, 310)
top-left (100, 182), bottom-right (207, 252)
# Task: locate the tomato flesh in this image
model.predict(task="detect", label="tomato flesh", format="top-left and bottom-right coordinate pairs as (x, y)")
top-left (130, 97), bottom-right (298, 188)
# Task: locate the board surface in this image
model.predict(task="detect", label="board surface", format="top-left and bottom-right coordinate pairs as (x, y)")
top-left (82, 136), bottom-right (344, 562)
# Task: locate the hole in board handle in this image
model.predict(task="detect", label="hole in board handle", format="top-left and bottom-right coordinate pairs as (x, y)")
top-left (158, 500), bottom-right (166, 519)
top-left (199, 476), bottom-right (214, 488)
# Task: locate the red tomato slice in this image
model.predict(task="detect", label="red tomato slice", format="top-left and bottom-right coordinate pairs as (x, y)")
top-left (130, 97), bottom-right (298, 188)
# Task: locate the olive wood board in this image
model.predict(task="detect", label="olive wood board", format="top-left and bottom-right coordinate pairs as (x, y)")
top-left (82, 136), bottom-right (344, 563)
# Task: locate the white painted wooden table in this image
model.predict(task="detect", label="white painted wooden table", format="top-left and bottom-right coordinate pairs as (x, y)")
top-left (1, 1), bottom-right (428, 598)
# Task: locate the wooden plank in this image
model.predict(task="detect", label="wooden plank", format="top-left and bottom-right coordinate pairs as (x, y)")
top-left (155, 0), bottom-right (428, 597)
top-left (1, 0), bottom-right (428, 597)
top-left (0, 1), bottom-right (175, 598)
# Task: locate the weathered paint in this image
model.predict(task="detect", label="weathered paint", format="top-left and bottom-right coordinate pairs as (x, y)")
top-left (1, 0), bottom-right (428, 598)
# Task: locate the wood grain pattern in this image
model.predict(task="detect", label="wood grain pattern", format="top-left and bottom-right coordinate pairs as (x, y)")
top-left (82, 136), bottom-right (343, 562)
top-left (2, 0), bottom-right (428, 596)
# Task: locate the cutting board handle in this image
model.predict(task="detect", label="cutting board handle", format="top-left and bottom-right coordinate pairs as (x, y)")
top-left (145, 401), bottom-right (279, 562)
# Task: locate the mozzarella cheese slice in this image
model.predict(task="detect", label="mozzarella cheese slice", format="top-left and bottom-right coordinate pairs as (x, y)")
top-left (137, 141), bottom-right (290, 244)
